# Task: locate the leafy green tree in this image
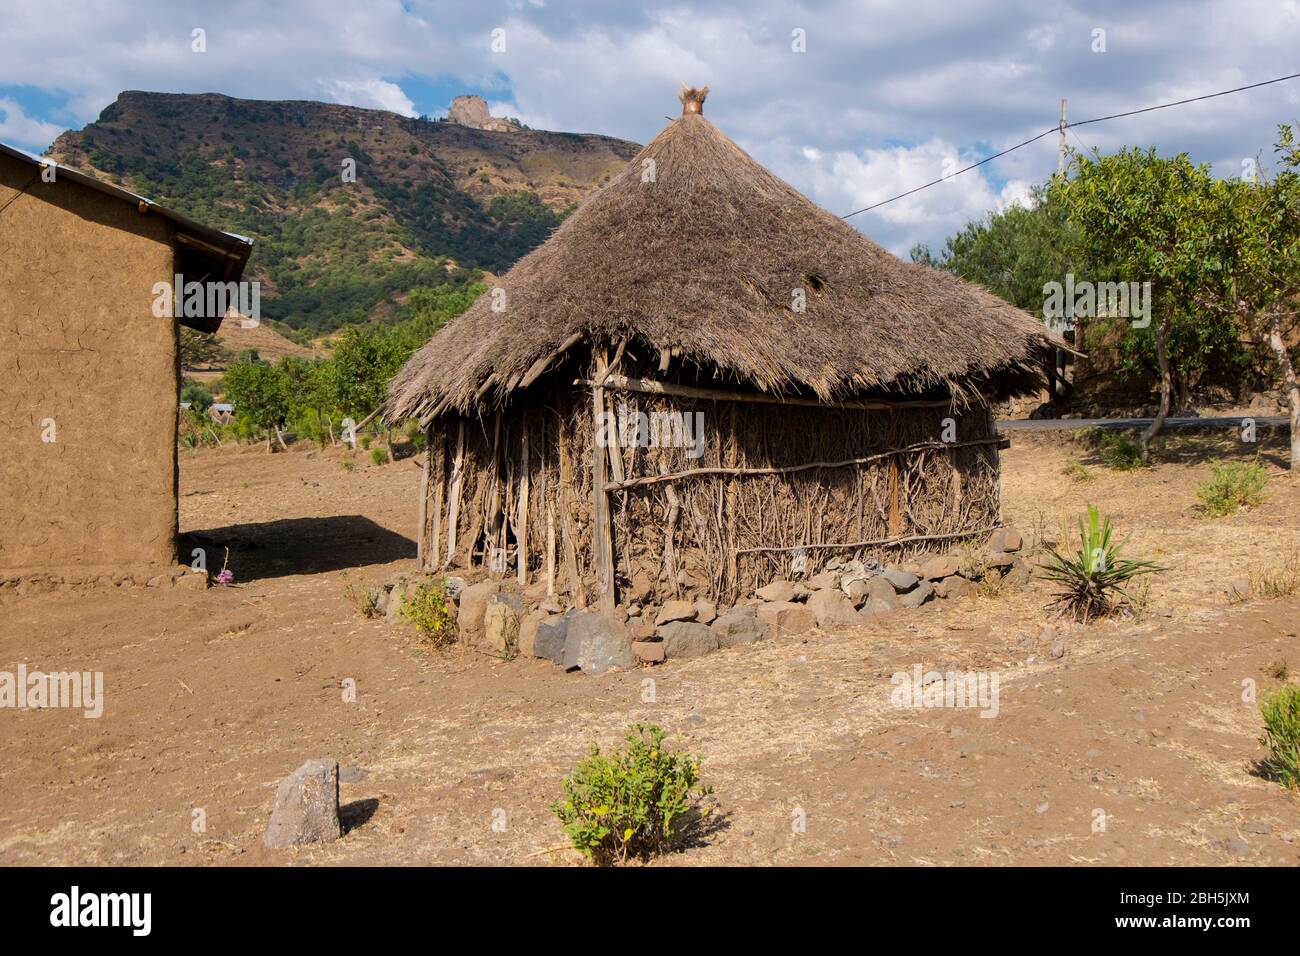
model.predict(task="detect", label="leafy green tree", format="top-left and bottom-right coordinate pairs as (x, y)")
top-left (221, 355), bottom-right (290, 451)
top-left (180, 379), bottom-right (215, 411)
top-left (1209, 127), bottom-right (1300, 469)
top-left (912, 183), bottom-right (1079, 315)
top-left (1059, 147), bottom-right (1236, 458)
top-left (179, 327), bottom-right (232, 368)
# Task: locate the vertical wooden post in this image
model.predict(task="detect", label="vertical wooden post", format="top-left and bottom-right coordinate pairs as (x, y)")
top-left (416, 444), bottom-right (429, 571)
top-left (445, 420), bottom-right (465, 567)
top-left (556, 384), bottom-right (584, 608)
top-left (887, 410), bottom-right (902, 538)
top-left (517, 415), bottom-right (530, 585)
top-left (428, 425), bottom-right (445, 569)
top-left (724, 403), bottom-right (739, 595)
top-left (592, 350), bottom-right (616, 611)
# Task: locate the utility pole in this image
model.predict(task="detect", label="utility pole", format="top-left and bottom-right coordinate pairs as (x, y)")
top-left (1054, 97), bottom-right (1070, 404)
top-left (1058, 98), bottom-right (1068, 175)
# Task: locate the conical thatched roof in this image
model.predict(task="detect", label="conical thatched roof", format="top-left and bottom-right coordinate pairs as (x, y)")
top-left (388, 87), bottom-right (1059, 422)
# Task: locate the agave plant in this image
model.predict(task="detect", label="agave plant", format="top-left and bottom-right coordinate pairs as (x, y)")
top-left (1041, 506), bottom-right (1161, 621)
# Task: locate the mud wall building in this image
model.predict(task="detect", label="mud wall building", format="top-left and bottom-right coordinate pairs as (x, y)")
top-left (0, 142), bottom-right (250, 579)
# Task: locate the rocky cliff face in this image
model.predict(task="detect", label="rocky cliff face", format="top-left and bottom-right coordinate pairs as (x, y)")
top-left (446, 95), bottom-right (518, 133)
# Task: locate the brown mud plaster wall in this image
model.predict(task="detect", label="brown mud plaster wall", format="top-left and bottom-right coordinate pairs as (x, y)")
top-left (0, 153), bottom-right (179, 571)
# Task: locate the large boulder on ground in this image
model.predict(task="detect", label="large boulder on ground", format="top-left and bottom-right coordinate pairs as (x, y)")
top-left (710, 606), bottom-right (769, 647)
top-left (632, 641), bottom-right (666, 663)
top-left (983, 551), bottom-right (1016, 570)
top-left (935, 575), bottom-right (974, 600)
top-left (264, 759), bottom-right (342, 848)
top-left (518, 609), bottom-right (549, 658)
top-left (533, 611), bottom-right (574, 665)
top-left (383, 576), bottom-right (412, 623)
top-left (457, 581), bottom-right (499, 645)
top-left (806, 588), bottom-right (861, 627)
top-left (920, 556), bottom-right (960, 581)
top-left (755, 600), bottom-right (816, 636)
top-left (658, 621), bottom-right (719, 660)
top-left (898, 579), bottom-right (936, 608)
top-left (1003, 558), bottom-right (1032, 589)
top-left (809, 570), bottom-right (840, 591)
top-left (756, 580), bottom-right (798, 603)
top-left (849, 576), bottom-right (895, 608)
top-left (759, 580), bottom-right (795, 600)
top-left (481, 601), bottom-right (521, 659)
top-left (881, 568), bottom-right (920, 592)
top-left (656, 599), bottom-right (697, 624)
top-left (987, 527), bottom-right (1024, 553)
top-left (561, 612), bottom-right (634, 674)
top-left (859, 588), bottom-right (898, 617)
top-left (629, 617), bottom-right (657, 641)
top-left (845, 578), bottom-right (871, 604)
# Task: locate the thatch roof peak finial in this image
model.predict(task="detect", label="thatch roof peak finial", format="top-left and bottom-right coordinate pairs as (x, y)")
top-left (679, 83), bottom-right (709, 115)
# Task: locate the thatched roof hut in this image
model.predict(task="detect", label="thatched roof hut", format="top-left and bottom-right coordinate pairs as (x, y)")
top-left (388, 87), bottom-right (1058, 611)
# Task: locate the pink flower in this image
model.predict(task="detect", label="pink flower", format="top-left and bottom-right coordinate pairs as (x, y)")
top-left (215, 569), bottom-right (235, 586)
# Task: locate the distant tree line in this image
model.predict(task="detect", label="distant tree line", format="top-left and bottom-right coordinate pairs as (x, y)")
top-left (192, 283), bottom-right (484, 453)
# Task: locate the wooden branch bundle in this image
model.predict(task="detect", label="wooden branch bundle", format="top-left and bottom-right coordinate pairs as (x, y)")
top-left (604, 437), bottom-right (1003, 491)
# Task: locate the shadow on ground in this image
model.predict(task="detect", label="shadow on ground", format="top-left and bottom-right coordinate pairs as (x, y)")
top-left (182, 516), bottom-right (416, 581)
top-left (341, 798), bottom-right (381, 835)
top-left (1073, 428), bottom-right (1290, 470)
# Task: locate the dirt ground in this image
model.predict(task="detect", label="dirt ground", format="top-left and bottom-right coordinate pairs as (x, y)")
top-left (1, 432), bottom-right (1298, 866)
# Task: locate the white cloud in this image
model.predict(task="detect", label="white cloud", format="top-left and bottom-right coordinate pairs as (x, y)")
top-left (3, 0), bottom-right (1300, 253)
top-left (0, 97), bottom-right (62, 150)
top-left (321, 78), bottom-right (417, 116)
top-left (765, 136), bottom-right (1030, 255)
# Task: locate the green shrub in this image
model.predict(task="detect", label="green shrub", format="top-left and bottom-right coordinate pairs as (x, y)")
top-left (1195, 459), bottom-right (1268, 517)
top-left (370, 447), bottom-right (387, 466)
top-left (550, 723), bottom-right (712, 866)
top-left (1062, 458), bottom-right (1094, 482)
top-left (340, 572), bottom-right (379, 618)
top-left (403, 579), bottom-right (455, 645)
top-left (1097, 431), bottom-right (1144, 470)
top-left (1259, 685), bottom-right (1300, 790)
top-left (1041, 505), bottom-right (1161, 621)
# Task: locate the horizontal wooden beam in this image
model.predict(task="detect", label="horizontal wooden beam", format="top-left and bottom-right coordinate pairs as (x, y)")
top-left (578, 374), bottom-right (956, 411)
top-left (736, 526), bottom-right (1001, 555)
top-left (604, 438), bottom-right (1004, 491)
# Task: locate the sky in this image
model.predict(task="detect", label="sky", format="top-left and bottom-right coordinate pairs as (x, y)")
top-left (2, 0), bottom-right (1299, 255)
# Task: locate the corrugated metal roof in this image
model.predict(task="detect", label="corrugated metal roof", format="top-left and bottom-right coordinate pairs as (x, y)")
top-left (0, 140), bottom-right (253, 267)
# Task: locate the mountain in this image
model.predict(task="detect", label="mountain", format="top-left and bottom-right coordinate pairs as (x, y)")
top-left (48, 91), bottom-right (640, 334)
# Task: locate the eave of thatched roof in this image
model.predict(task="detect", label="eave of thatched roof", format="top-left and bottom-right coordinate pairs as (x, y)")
top-left (387, 88), bottom-right (1064, 423)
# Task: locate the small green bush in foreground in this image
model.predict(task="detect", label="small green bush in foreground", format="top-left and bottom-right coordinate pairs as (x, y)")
top-left (551, 723), bottom-right (712, 865)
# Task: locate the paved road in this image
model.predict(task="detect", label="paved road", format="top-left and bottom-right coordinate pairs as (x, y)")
top-left (998, 415), bottom-right (1288, 432)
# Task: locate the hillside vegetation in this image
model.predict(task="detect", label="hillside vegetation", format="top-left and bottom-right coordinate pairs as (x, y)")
top-left (50, 91), bottom-right (639, 334)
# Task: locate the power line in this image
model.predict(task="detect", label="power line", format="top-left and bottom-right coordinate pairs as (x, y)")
top-left (840, 70), bottom-right (1300, 219)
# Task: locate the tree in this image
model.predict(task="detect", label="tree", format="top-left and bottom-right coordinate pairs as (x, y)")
top-left (1209, 127), bottom-right (1300, 469)
top-left (179, 327), bottom-right (232, 369)
top-left (912, 183), bottom-right (1078, 315)
top-left (913, 183), bottom-right (1088, 401)
top-left (1059, 148), bottom-right (1234, 460)
top-left (221, 356), bottom-right (289, 451)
